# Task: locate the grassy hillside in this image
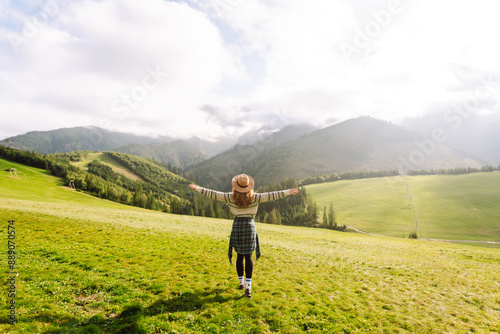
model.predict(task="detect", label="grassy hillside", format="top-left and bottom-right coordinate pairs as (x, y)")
top-left (70, 152), bottom-right (145, 182)
top-left (306, 176), bottom-right (414, 236)
top-left (1, 159), bottom-right (500, 333)
top-left (306, 172), bottom-right (500, 243)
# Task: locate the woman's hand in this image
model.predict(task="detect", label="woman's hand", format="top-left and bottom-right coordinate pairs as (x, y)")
top-left (290, 188), bottom-right (299, 195)
top-left (189, 184), bottom-right (197, 190)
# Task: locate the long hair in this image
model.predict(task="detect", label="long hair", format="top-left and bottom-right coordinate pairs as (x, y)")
top-left (232, 189), bottom-right (254, 208)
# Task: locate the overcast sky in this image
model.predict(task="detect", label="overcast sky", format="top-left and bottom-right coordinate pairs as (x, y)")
top-left (1, 0), bottom-right (500, 141)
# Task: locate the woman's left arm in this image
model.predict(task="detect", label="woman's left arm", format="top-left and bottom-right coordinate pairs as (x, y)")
top-left (254, 188), bottom-right (299, 203)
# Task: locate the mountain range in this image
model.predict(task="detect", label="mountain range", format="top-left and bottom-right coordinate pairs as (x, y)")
top-left (0, 126), bottom-right (230, 169)
top-left (185, 117), bottom-right (487, 189)
top-left (0, 126), bottom-right (170, 154)
top-left (114, 140), bottom-right (207, 170)
top-left (2, 115), bottom-right (498, 188)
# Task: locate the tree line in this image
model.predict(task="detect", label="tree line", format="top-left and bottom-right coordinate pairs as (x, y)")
top-left (299, 170), bottom-right (400, 186)
top-left (405, 165), bottom-right (499, 176)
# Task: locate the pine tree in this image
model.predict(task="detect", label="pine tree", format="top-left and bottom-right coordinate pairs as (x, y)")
top-left (139, 194), bottom-right (147, 208)
top-left (323, 206), bottom-right (328, 227)
top-left (214, 202), bottom-right (222, 218)
top-left (146, 192), bottom-right (154, 210)
top-left (133, 184), bottom-right (143, 207)
top-left (192, 199), bottom-right (199, 216)
top-left (205, 202), bottom-right (215, 218)
top-left (170, 198), bottom-right (179, 214)
top-left (269, 209), bottom-right (278, 225)
top-left (328, 202), bottom-right (337, 227)
top-left (310, 201), bottom-right (318, 226)
top-left (328, 202), bottom-right (333, 227)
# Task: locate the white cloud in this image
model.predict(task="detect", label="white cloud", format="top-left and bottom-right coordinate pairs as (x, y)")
top-left (1, 0), bottom-right (500, 140)
top-left (0, 0), bottom-right (244, 138)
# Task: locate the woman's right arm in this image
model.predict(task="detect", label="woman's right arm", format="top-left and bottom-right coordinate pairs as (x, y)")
top-left (189, 184), bottom-right (231, 203)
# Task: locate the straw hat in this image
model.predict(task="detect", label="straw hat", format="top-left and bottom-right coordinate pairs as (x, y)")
top-left (232, 174), bottom-right (254, 193)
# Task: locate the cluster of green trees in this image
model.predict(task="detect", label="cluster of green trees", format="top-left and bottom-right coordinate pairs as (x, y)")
top-left (189, 195), bottom-right (231, 219)
top-left (53, 151), bottom-right (94, 162)
top-left (253, 179), bottom-right (323, 227)
top-left (321, 202), bottom-right (346, 231)
top-left (0, 145), bottom-right (50, 170)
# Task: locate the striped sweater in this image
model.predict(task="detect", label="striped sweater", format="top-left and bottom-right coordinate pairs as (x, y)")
top-left (193, 186), bottom-right (292, 217)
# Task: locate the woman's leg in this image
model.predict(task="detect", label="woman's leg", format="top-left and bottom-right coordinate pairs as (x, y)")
top-left (236, 253), bottom-right (245, 277)
top-left (244, 253), bottom-right (253, 278)
top-left (244, 253), bottom-right (253, 297)
top-left (236, 253), bottom-right (253, 278)
top-left (236, 253), bottom-right (245, 289)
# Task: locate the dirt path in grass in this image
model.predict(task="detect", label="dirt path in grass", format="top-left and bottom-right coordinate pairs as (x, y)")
top-left (347, 225), bottom-right (500, 245)
top-left (425, 238), bottom-right (500, 245)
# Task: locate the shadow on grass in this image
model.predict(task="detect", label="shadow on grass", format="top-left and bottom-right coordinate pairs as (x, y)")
top-left (34, 288), bottom-right (242, 334)
top-left (1, 310), bottom-right (80, 326)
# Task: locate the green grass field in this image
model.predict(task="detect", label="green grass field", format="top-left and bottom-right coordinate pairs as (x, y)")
top-left (306, 173), bottom-right (500, 243)
top-left (1, 158), bottom-right (500, 333)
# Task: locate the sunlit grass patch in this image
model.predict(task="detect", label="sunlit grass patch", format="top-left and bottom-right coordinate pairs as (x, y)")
top-left (306, 172), bottom-right (500, 243)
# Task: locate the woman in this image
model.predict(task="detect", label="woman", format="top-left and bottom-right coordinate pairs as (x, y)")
top-left (189, 174), bottom-right (298, 298)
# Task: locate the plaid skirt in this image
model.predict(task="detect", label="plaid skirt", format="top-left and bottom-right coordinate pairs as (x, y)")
top-left (228, 216), bottom-right (261, 264)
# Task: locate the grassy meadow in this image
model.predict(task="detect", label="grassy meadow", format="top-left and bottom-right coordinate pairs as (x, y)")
top-left (1, 157), bottom-right (500, 333)
top-left (306, 173), bottom-right (500, 244)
